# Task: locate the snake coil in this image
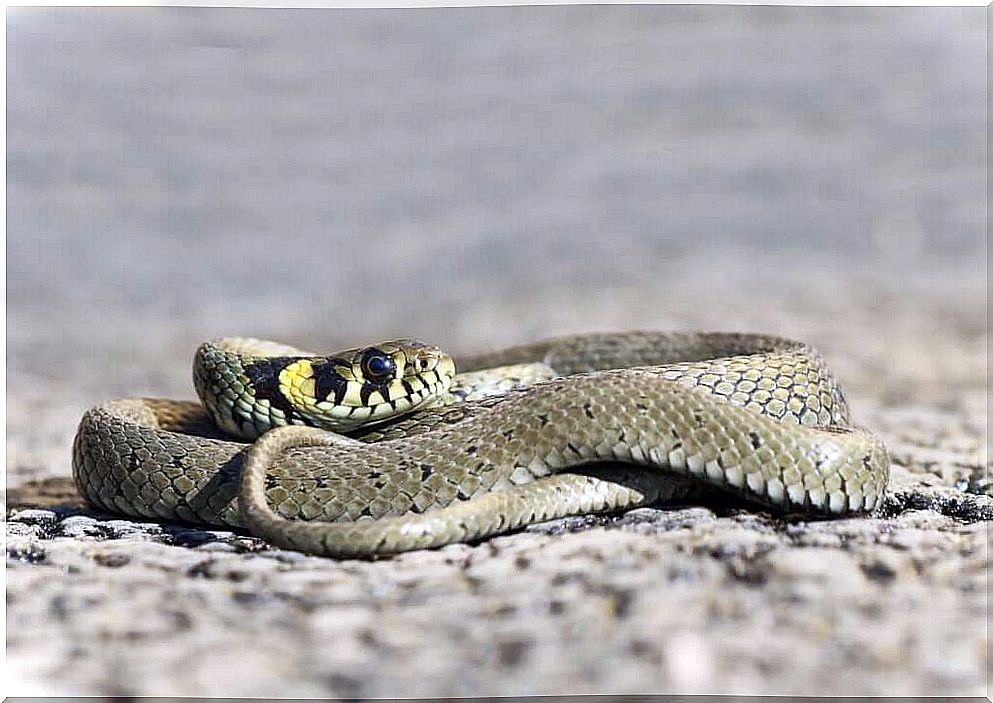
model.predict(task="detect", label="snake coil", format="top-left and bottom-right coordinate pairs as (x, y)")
top-left (72, 332), bottom-right (889, 558)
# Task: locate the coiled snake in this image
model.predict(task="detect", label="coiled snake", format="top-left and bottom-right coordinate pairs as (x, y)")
top-left (71, 332), bottom-right (889, 558)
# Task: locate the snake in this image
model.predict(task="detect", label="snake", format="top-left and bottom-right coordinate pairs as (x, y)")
top-left (71, 332), bottom-right (890, 558)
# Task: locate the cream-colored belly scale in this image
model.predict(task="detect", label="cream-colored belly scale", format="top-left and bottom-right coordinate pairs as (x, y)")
top-left (71, 332), bottom-right (889, 558)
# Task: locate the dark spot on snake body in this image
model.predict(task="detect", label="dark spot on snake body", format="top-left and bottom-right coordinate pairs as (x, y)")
top-left (359, 506), bottom-right (373, 519)
top-left (457, 486), bottom-right (471, 500)
top-left (635, 402), bottom-right (648, 411)
top-left (537, 413), bottom-right (549, 427)
top-left (502, 429), bottom-right (514, 441)
top-left (420, 463), bottom-right (434, 480)
top-left (693, 411), bottom-right (706, 427)
top-left (466, 445), bottom-right (478, 456)
top-left (583, 403), bottom-right (595, 419)
top-left (750, 432), bottom-right (763, 449)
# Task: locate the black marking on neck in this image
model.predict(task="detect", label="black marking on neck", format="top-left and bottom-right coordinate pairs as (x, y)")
top-left (243, 357), bottom-right (301, 421)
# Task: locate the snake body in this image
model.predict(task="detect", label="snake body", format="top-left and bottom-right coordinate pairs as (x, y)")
top-left (72, 332), bottom-right (890, 558)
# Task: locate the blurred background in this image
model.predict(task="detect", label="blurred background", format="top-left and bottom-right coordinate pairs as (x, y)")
top-left (7, 6), bottom-right (986, 484)
top-left (6, 8), bottom-right (987, 698)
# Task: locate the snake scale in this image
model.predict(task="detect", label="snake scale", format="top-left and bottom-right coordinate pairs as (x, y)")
top-left (72, 332), bottom-right (889, 558)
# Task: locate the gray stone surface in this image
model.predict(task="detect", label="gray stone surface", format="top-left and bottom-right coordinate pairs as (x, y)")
top-left (6, 6), bottom-right (988, 698)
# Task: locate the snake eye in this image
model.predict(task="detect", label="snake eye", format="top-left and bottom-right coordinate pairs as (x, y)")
top-left (361, 350), bottom-right (396, 381)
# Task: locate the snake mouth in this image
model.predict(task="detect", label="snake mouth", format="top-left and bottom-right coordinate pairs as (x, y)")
top-left (363, 375), bottom-right (452, 423)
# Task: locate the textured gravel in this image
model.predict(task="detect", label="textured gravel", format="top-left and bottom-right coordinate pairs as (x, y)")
top-left (6, 6), bottom-right (987, 698)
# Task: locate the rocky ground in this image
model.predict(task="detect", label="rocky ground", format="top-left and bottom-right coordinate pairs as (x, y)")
top-left (7, 6), bottom-right (987, 698)
top-left (7, 271), bottom-right (989, 697)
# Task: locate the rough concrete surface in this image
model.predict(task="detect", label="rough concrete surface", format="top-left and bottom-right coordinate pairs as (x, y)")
top-left (6, 6), bottom-right (988, 698)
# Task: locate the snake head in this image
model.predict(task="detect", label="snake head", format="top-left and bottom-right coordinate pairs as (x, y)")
top-left (283, 339), bottom-right (457, 431)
